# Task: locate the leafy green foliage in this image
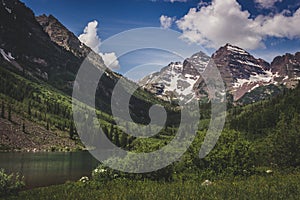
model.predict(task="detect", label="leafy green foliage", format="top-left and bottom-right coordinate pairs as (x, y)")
top-left (0, 169), bottom-right (25, 197)
top-left (199, 130), bottom-right (255, 177)
top-left (255, 113), bottom-right (300, 168)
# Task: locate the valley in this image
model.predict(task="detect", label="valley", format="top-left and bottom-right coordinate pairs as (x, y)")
top-left (1, 0), bottom-right (300, 199)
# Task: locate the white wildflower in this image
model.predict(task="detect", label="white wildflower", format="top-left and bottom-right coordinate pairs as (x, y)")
top-left (79, 176), bottom-right (89, 183)
top-left (201, 180), bottom-right (213, 186)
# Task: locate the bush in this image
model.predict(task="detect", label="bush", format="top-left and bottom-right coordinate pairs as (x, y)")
top-left (0, 169), bottom-right (25, 197)
top-left (92, 162), bottom-right (174, 182)
top-left (201, 130), bottom-right (255, 176)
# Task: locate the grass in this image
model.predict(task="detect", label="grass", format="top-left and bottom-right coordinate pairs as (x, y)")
top-left (5, 173), bottom-right (300, 200)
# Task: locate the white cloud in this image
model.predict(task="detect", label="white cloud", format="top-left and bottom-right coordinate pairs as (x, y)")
top-left (258, 9), bottom-right (300, 39)
top-left (176, 0), bottom-right (264, 49)
top-left (176, 0), bottom-right (300, 50)
top-left (79, 20), bottom-right (120, 70)
top-left (255, 0), bottom-right (282, 9)
top-left (99, 52), bottom-right (120, 70)
top-left (78, 21), bottom-right (101, 52)
top-left (160, 15), bottom-right (175, 29)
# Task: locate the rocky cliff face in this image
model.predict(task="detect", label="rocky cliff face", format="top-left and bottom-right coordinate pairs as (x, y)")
top-left (36, 14), bottom-right (91, 59)
top-left (35, 14), bottom-right (107, 79)
top-left (271, 52), bottom-right (300, 88)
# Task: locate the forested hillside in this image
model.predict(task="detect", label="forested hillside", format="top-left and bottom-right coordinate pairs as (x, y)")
top-left (229, 82), bottom-right (300, 167)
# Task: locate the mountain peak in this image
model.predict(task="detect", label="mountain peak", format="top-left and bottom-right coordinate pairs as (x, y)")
top-left (224, 43), bottom-right (249, 55)
top-left (139, 51), bottom-right (212, 103)
top-left (36, 14), bottom-right (92, 59)
top-left (189, 51), bottom-right (208, 58)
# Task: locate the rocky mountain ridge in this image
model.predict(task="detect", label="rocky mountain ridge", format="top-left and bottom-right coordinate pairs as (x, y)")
top-left (140, 44), bottom-right (300, 103)
top-left (36, 14), bottom-right (91, 59)
top-left (139, 52), bottom-right (210, 102)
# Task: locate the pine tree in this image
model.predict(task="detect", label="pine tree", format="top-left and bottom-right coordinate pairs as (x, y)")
top-left (8, 104), bottom-right (11, 121)
top-left (1, 101), bottom-right (4, 119)
top-left (102, 126), bottom-right (109, 138)
top-left (22, 122), bottom-right (26, 133)
top-left (46, 121), bottom-right (49, 130)
top-left (114, 132), bottom-right (120, 147)
top-left (108, 124), bottom-right (114, 141)
top-left (63, 121), bottom-right (66, 131)
top-left (120, 133), bottom-right (128, 148)
top-left (28, 101), bottom-right (31, 117)
top-left (69, 122), bottom-right (74, 139)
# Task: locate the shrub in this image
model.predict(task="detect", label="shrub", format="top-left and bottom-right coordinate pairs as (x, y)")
top-left (92, 162), bottom-right (174, 182)
top-left (0, 169), bottom-right (25, 197)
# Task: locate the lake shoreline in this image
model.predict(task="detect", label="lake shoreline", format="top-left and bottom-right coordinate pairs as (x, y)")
top-left (0, 146), bottom-right (86, 153)
top-left (0, 151), bottom-right (99, 189)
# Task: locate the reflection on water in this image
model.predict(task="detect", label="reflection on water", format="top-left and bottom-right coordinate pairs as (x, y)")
top-left (0, 151), bottom-right (99, 189)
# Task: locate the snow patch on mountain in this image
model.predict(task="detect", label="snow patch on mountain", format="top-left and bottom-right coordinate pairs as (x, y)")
top-left (5, 7), bottom-right (11, 13)
top-left (236, 60), bottom-right (262, 68)
top-left (0, 48), bottom-right (15, 62)
top-left (140, 52), bottom-right (210, 103)
top-left (233, 70), bottom-right (273, 89)
top-left (226, 45), bottom-right (248, 55)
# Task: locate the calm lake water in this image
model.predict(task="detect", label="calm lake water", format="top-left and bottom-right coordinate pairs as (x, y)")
top-left (0, 151), bottom-right (99, 189)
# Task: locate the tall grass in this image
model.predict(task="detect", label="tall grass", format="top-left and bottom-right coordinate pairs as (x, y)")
top-left (6, 173), bottom-right (300, 200)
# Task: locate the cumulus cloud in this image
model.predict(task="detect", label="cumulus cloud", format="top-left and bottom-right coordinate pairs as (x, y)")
top-left (176, 0), bottom-right (300, 50)
top-left (176, 0), bottom-right (264, 49)
top-left (79, 20), bottom-right (120, 70)
top-left (255, 0), bottom-right (282, 9)
top-left (78, 21), bottom-right (101, 52)
top-left (258, 9), bottom-right (300, 39)
top-left (99, 52), bottom-right (120, 70)
top-left (160, 15), bottom-right (175, 29)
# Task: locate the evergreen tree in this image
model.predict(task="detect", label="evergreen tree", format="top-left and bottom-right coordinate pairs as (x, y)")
top-left (69, 122), bottom-right (74, 139)
top-left (1, 101), bottom-right (4, 119)
top-left (27, 101), bottom-right (31, 117)
top-left (108, 124), bottom-right (114, 141)
top-left (120, 133), bottom-right (128, 148)
top-left (22, 122), bottom-right (26, 133)
top-left (8, 104), bottom-right (11, 121)
top-left (114, 132), bottom-right (120, 147)
top-left (102, 126), bottom-right (109, 138)
top-left (271, 113), bottom-right (300, 167)
top-left (46, 121), bottom-right (49, 130)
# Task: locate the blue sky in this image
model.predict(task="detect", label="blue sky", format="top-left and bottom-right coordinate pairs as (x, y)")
top-left (21, 0), bottom-right (300, 80)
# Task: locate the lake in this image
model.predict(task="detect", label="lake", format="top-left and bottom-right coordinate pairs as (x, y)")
top-left (0, 151), bottom-right (99, 189)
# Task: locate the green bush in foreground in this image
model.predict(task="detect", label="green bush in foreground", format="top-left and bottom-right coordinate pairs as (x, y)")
top-left (0, 169), bottom-right (25, 197)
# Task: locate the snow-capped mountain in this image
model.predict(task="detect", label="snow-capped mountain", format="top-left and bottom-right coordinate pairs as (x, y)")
top-left (212, 44), bottom-right (273, 101)
top-left (139, 44), bottom-right (300, 104)
top-left (139, 52), bottom-right (210, 103)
